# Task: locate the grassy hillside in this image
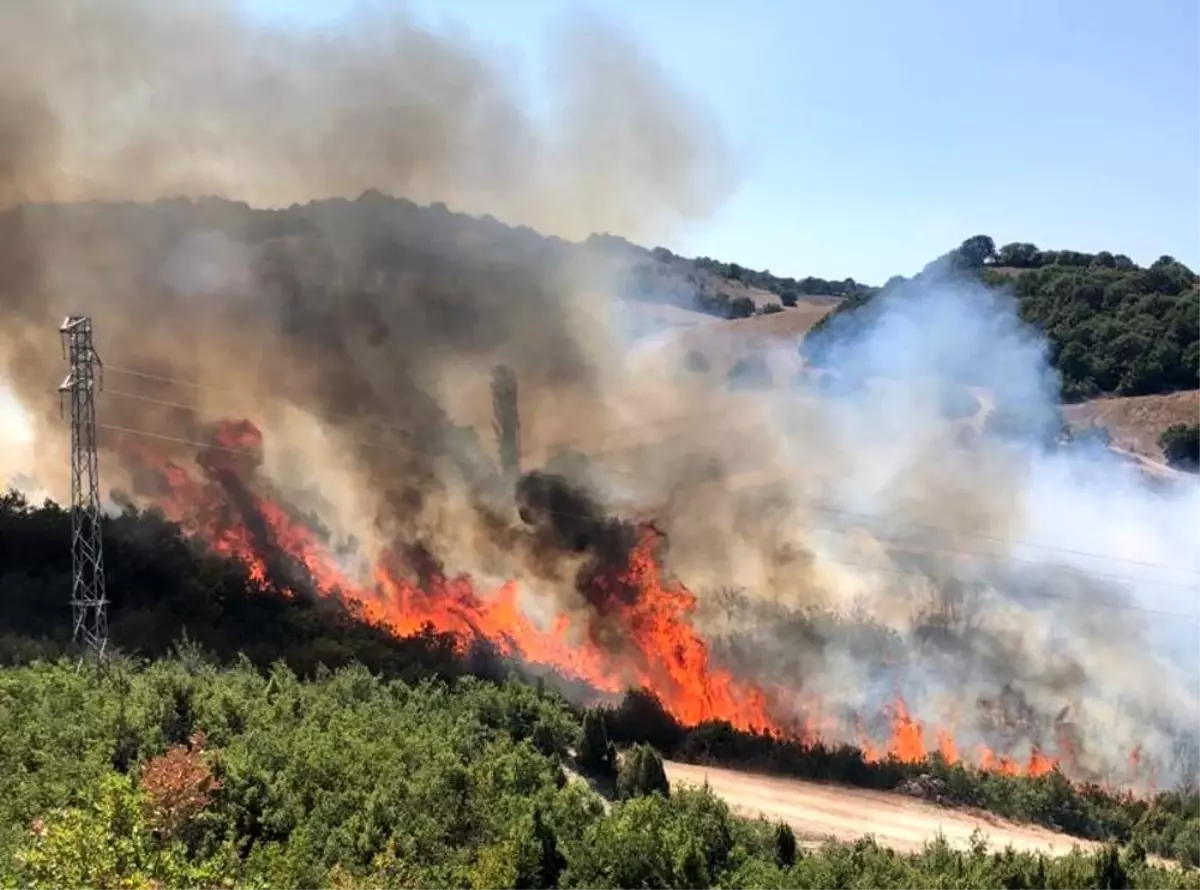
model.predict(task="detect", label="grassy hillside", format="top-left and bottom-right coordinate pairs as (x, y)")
top-left (805, 235), bottom-right (1199, 403)
top-left (0, 195), bottom-right (847, 336)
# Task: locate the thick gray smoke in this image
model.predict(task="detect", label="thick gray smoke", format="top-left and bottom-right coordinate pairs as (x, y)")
top-left (0, 0), bottom-right (732, 561)
top-left (0, 1), bottom-right (732, 235)
top-left (587, 267), bottom-right (1200, 786)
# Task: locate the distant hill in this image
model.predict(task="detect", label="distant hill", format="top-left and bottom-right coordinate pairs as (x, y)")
top-left (3, 196), bottom-right (1193, 428)
top-left (0, 192), bottom-right (853, 330)
top-left (584, 232), bottom-right (871, 321)
top-left (805, 235), bottom-right (1199, 403)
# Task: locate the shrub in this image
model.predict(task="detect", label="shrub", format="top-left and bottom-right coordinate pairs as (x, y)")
top-left (1160, 424), bottom-right (1200, 471)
top-left (684, 348), bottom-right (711, 374)
top-left (617, 744), bottom-right (670, 800)
top-left (727, 355), bottom-right (773, 390)
top-left (577, 707), bottom-right (617, 778)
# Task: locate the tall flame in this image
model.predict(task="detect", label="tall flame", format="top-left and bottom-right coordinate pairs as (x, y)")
top-left (118, 420), bottom-right (778, 733)
top-left (115, 418), bottom-right (1145, 782)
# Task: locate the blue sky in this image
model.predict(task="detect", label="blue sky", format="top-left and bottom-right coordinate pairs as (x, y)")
top-left (243, 0), bottom-right (1199, 284)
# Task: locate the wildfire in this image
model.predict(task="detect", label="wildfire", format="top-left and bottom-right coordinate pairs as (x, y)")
top-left (859, 698), bottom-right (1057, 777)
top-left (115, 418), bottom-right (1122, 781)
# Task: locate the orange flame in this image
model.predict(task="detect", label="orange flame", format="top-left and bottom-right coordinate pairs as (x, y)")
top-left (113, 419), bottom-right (1149, 784)
top-left (118, 423), bottom-right (777, 734)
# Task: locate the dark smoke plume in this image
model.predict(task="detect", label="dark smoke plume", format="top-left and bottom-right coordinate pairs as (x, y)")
top-left (0, 0), bottom-right (734, 576)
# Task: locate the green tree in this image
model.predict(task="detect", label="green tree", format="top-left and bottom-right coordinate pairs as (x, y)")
top-left (1160, 424), bottom-right (1200, 470)
top-left (773, 821), bottom-right (798, 868)
top-left (957, 234), bottom-right (997, 268)
top-left (578, 707), bottom-right (617, 777)
top-left (1092, 844), bottom-right (1129, 889)
top-left (996, 241), bottom-right (1041, 268)
top-left (617, 744), bottom-right (670, 800)
top-left (728, 295), bottom-right (756, 319)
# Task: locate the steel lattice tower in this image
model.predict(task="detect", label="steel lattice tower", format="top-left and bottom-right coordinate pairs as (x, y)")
top-left (58, 315), bottom-right (108, 661)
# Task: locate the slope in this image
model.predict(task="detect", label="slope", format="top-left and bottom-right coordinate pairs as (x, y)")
top-left (666, 761), bottom-right (1100, 857)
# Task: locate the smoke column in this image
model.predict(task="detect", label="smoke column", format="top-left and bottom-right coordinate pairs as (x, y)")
top-left (607, 265), bottom-right (1200, 784)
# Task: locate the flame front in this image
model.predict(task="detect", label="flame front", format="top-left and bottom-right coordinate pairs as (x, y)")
top-left (115, 419), bottom-right (1140, 781)
top-left (118, 421), bottom-right (778, 734)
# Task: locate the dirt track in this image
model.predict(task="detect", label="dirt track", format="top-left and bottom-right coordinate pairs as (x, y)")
top-left (664, 761), bottom-right (1099, 857)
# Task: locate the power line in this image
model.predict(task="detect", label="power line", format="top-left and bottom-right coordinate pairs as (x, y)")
top-left (95, 361), bottom-right (1200, 578)
top-left (88, 418), bottom-right (1200, 620)
top-left (98, 422), bottom-right (255, 457)
top-left (103, 364), bottom-right (422, 442)
top-left (105, 362), bottom-right (793, 458)
top-left (94, 381), bottom-right (1200, 582)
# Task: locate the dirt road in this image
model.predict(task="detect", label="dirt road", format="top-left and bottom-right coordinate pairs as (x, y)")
top-left (664, 761), bottom-right (1098, 857)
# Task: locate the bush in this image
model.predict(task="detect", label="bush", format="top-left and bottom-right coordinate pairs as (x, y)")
top-left (1160, 424), bottom-right (1200, 471)
top-left (617, 744), bottom-right (670, 800)
top-left (727, 355), bottom-right (773, 390)
top-left (773, 821), bottom-right (797, 868)
top-left (577, 708), bottom-right (616, 778)
top-left (728, 295), bottom-right (756, 319)
top-left (1, 656), bottom-right (1196, 888)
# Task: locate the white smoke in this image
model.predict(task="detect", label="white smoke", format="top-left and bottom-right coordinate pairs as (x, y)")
top-left (586, 263), bottom-right (1200, 784)
top-left (0, 384), bottom-right (39, 494)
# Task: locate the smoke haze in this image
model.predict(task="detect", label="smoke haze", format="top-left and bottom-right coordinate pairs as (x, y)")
top-left (0, 1), bottom-right (1196, 789)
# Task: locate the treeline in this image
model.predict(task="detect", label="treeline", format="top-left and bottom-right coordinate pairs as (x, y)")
top-left (586, 233), bottom-right (874, 321)
top-left (3, 656), bottom-right (1196, 889)
top-left (804, 235), bottom-right (1199, 402)
top-left (0, 491), bottom-right (494, 684)
top-left (9, 196), bottom-right (868, 331)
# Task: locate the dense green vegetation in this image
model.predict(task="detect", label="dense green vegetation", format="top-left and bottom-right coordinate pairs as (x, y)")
top-left (805, 235), bottom-right (1199, 403)
top-left (0, 491), bottom-right (498, 684)
top-left (2, 656), bottom-right (1196, 889)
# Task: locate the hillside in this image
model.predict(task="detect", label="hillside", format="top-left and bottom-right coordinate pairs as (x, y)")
top-left (805, 235), bottom-right (1198, 403)
top-left (4, 656), bottom-right (1193, 889)
top-left (1, 199), bottom-right (1198, 887)
top-left (7, 198), bottom-right (1192, 417)
top-left (1, 495), bottom-right (1198, 882)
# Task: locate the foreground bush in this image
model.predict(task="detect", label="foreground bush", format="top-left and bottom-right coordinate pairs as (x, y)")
top-left (1, 657), bottom-right (1197, 889)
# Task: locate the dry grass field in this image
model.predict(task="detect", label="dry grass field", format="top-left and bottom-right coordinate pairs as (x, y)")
top-left (664, 761), bottom-right (1109, 858)
top-left (1063, 390), bottom-right (1199, 460)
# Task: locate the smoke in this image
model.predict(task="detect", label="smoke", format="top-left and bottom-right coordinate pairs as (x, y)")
top-left (609, 268), bottom-right (1200, 785)
top-left (0, 0), bottom-right (733, 234)
top-left (0, 0), bottom-right (732, 528)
